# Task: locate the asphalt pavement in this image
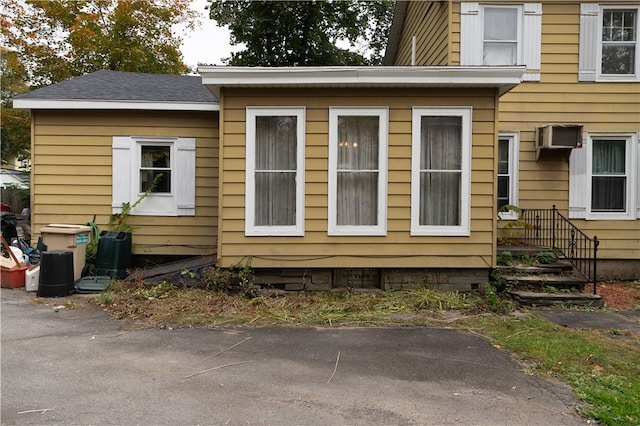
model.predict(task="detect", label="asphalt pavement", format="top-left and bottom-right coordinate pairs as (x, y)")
top-left (1, 287), bottom-right (586, 425)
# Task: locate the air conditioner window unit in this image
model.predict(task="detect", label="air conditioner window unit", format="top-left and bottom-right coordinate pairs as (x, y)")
top-left (536, 124), bottom-right (583, 149)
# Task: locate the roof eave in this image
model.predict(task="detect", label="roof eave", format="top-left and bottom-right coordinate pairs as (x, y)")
top-left (12, 98), bottom-right (219, 112)
top-left (198, 66), bottom-right (525, 97)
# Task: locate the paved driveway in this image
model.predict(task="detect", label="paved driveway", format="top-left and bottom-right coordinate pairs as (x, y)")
top-left (1, 288), bottom-right (585, 425)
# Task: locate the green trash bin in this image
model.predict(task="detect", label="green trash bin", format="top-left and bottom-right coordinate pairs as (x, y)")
top-left (95, 231), bottom-right (132, 279)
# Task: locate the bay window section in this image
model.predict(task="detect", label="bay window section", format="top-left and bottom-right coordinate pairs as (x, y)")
top-left (411, 107), bottom-right (471, 236)
top-left (245, 107), bottom-right (305, 236)
top-left (328, 107), bottom-right (388, 236)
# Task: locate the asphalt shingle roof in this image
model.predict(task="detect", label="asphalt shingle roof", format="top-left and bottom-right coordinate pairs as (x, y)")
top-left (16, 70), bottom-right (217, 104)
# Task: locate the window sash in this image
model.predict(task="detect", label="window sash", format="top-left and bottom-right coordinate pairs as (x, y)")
top-left (483, 6), bottom-right (520, 66)
top-left (591, 139), bottom-right (628, 212)
top-left (411, 107), bottom-right (471, 236)
top-left (140, 145), bottom-right (171, 193)
top-left (246, 107), bottom-right (305, 236)
top-left (596, 7), bottom-right (640, 79)
top-left (328, 107), bottom-right (388, 236)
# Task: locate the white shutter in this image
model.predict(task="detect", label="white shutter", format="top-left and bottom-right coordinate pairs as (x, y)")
top-left (522, 3), bottom-right (542, 81)
top-left (636, 133), bottom-right (640, 219)
top-left (460, 3), bottom-right (482, 65)
top-left (112, 137), bottom-right (132, 214)
top-left (569, 134), bottom-right (589, 219)
top-left (175, 137), bottom-right (196, 216)
top-left (579, 3), bottom-right (600, 82)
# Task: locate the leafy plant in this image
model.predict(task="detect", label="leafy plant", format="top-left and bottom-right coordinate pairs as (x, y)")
top-left (497, 251), bottom-right (513, 266)
top-left (108, 173), bottom-right (162, 232)
top-left (202, 259), bottom-right (259, 298)
top-left (497, 204), bottom-right (523, 218)
top-left (536, 251), bottom-right (557, 264)
top-left (497, 205), bottom-right (534, 245)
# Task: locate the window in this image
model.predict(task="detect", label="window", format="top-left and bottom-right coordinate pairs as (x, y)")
top-left (497, 132), bottom-right (520, 219)
top-left (112, 136), bottom-right (195, 216)
top-left (460, 3), bottom-right (541, 81)
top-left (245, 107), bottom-right (305, 236)
top-left (601, 9), bottom-right (637, 75)
top-left (569, 133), bottom-right (638, 220)
top-left (328, 107), bottom-right (388, 236)
top-left (140, 145), bottom-right (171, 193)
top-left (579, 4), bottom-right (640, 81)
top-left (411, 107), bottom-right (472, 236)
top-left (483, 7), bottom-right (520, 65)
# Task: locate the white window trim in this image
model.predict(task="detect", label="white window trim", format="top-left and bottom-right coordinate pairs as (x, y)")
top-left (570, 132), bottom-right (638, 220)
top-left (112, 136), bottom-right (196, 217)
top-left (596, 5), bottom-right (640, 81)
top-left (245, 107), bottom-right (306, 236)
top-left (580, 4), bottom-right (640, 82)
top-left (497, 132), bottom-right (520, 220)
top-left (328, 107), bottom-right (388, 236)
top-left (410, 107), bottom-right (472, 236)
top-left (460, 2), bottom-right (541, 81)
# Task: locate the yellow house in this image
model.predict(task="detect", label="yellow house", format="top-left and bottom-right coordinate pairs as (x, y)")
top-left (15, 66), bottom-right (525, 290)
top-left (385, 1), bottom-right (640, 280)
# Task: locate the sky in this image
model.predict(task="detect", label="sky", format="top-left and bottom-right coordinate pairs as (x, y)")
top-left (178, 0), bottom-right (239, 71)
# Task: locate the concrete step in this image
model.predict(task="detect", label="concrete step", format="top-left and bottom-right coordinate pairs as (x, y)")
top-left (496, 262), bottom-right (574, 275)
top-left (509, 290), bottom-right (603, 308)
top-left (497, 245), bottom-right (552, 257)
top-left (502, 274), bottom-right (587, 290)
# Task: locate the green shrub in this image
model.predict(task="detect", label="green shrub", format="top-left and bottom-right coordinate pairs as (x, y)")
top-left (536, 251), bottom-right (557, 264)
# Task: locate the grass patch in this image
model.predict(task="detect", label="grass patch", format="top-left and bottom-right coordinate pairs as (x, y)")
top-left (454, 315), bottom-right (640, 425)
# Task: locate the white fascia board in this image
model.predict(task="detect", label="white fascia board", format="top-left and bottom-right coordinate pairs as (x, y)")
top-left (198, 66), bottom-right (525, 97)
top-left (12, 98), bottom-right (219, 111)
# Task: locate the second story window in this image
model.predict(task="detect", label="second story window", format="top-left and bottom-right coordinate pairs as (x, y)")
top-left (460, 3), bottom-right (542, 81)
top-left (483, 7), bottom-right (520, 65)
top-left (580, 4), bottom-right (639, 81)
top-left (601, 9), bottom-right (637, 75)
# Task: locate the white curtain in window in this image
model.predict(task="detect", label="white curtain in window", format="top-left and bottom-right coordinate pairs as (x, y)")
top-left (254, 116), bottom-right (297, 226)
top-left (483, 7), bottom-right (518, 65)
top-left (336, 116), bottom-right (379, 226)
top-left (420, 116), bottom-right (462, 226)
top-left (592, 139), bottom-right (626, 211)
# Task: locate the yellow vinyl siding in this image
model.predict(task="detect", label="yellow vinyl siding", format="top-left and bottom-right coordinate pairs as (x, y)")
top-left (217, 87), bottom-right (498, 269)
top-left (441, 1), bottom-right (640, 260)
top-left (393, 1), bottom-right (450, 66)
top-left (31, 110), bottom-right (219, 256)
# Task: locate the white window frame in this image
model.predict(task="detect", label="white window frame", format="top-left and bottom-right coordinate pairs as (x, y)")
top-left (482, 5), bottom-right (523, 66)
top-left (245, 106), bottom-right (305, 236)
top-left (411, 107), bottom-right (472, 236)
top-left (497, 132), bottom-right (520, 220)
top-left (580, 4), bottom-right (640, 82)
top-left (460, 2), bottom-right (542, 81)
top-left (328, 107), bottom-right (388, 236)
top-left (569, 132), bottom-right (638, 220)
top-left (112, 136), bottom-right (196, 216)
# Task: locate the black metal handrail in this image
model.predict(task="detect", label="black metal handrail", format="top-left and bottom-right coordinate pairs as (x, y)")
top-left (521, 205), bottom-right (599, 294)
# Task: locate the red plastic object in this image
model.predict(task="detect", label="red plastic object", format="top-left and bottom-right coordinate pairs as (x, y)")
top-left (1, 266), bottom-right (29, 288)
